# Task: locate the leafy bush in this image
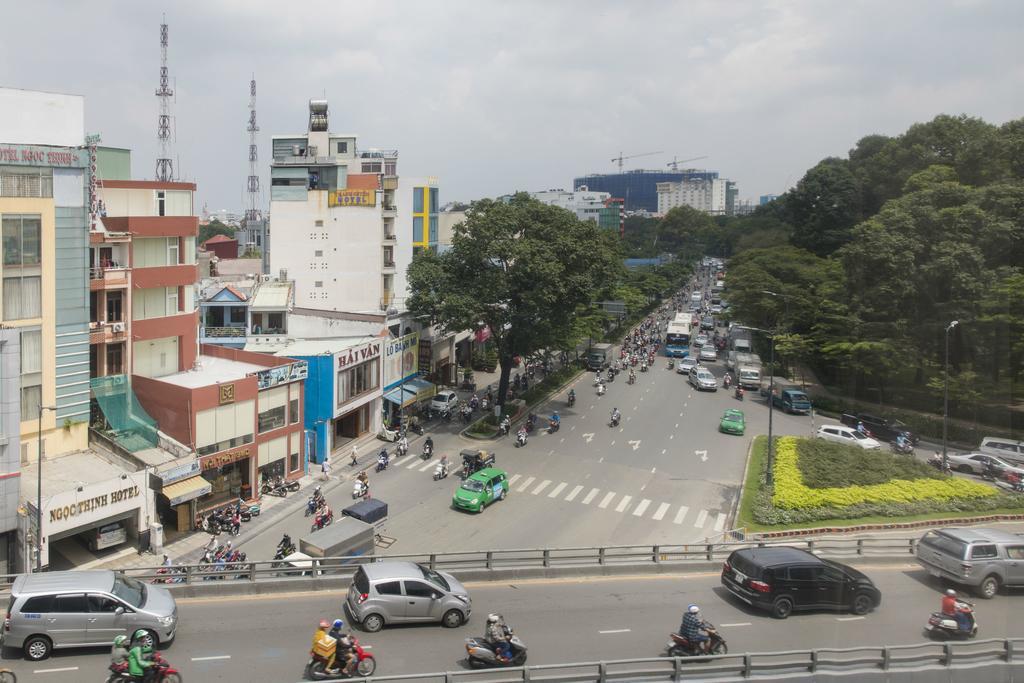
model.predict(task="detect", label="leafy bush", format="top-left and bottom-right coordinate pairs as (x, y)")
top-left (796, 438), bottom-right (941, 488)
top-left (772, 436), bottom-right (996, 510)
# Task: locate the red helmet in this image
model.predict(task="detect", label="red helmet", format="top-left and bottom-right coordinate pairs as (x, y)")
top-left (319, 619), bottom-right (330, 629)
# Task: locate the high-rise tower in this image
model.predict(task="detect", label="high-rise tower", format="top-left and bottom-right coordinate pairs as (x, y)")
top-left (246, 77), bottom-right (260, 223)
top-left (155, 19), bottom-right (174, 181)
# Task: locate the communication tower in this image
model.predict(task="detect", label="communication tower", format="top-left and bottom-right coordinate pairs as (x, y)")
top-left (155, 19), bottom-right (174, 181)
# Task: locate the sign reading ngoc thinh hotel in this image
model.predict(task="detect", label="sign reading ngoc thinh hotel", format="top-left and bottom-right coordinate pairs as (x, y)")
top-left (42, 470), bottom-right (149, 537)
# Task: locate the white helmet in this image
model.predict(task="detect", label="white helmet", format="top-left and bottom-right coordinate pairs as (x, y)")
top-left (946, 589), bottom-right (957, 597)
top-left (688, 604), bottom-right (700, 614)
top-left (487, 613), bottom-right (500, 623)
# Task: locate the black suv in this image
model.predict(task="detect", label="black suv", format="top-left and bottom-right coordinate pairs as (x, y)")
top-left (721, 547), bottom-right (881, 619)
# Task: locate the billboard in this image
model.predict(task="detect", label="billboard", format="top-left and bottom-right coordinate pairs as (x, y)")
top-left (254, 360), bottom-right (309, 389)
top-left (328, 188), bottom-right (376, 207)
top-left (383, 333), bottom-right (419, 391)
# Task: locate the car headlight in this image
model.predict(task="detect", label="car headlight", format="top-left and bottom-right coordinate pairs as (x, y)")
top-left (157, 615), bottom-right (175, 626)
top-left (455, 594), bottom-right (471, 604)
top-left (471, 498), bottom-right (479, 504)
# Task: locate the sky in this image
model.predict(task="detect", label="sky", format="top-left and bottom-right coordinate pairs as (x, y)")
top-left (2, 0), bottom-right (1022, 214)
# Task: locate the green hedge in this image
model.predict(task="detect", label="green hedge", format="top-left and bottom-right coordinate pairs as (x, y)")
top-left (796, 438), bottom-right (942, 488)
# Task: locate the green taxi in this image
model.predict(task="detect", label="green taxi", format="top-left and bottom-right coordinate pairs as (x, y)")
top-left (719, 409), bottom-right (746, 435)
top-left (452, 467), bottom-right (509, 513)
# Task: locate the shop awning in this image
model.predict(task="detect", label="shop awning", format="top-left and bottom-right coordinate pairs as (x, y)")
top-left (406, 378), bottom-right (436, 401)
top-left (161, 476), bottom-right (212, 507)
top-left (383, 386), bottom-right (418, 408)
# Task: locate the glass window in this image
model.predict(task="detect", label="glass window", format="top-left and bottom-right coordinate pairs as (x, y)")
top-left (413, 217), bottom-right (423, 243)
top-left (289, 450), bottom-right (300, 472)
top-left (289, 398), bottom-right (299, 424)
top-left (429, 216), bottom-right (438, 243)
top-left (403, 581), bottom-right (437, 598)
top-left (970, 544), bottom-right (998, 559)
top-left (20, 595), bottom-right (53, 613)
top-left (88, 594), bottom-right (122, 612)
top-left (429, 187), bottom-right (438, 213)
top-left (336, 141), bottom-right (347, 154)
top-left (2, 214), bottom-right (41, 267)
top-left (375, 580), bottom-right (402, 596)
top-left (167, 238), bottom-right (179, 265)
top-left (337, 359), bottom-right (380, 406)
top-left (54, 594), bottom-right (88, 613)
top-left (167, 287), bottom-right (179, 315)
top-left (413, 188), bottom-right (424, 213)
top-left (19, 327), bottom-right (41, 421)
top-left (786, 566), bottom-right (815, 581)
top-left (258, 405), bottom-right (286, 433)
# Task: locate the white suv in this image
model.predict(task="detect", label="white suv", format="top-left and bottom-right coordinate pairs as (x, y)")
top-left (816, 425), bottom-right (881, 450)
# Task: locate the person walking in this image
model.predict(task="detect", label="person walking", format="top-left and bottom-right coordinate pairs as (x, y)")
top-left (350, 445), bottom-right (358, 467)
top-left (321, 454), bottom-right (332, 481)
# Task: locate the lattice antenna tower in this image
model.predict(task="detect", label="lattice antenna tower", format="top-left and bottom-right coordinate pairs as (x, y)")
top-left (155, 18), bottom-right (174, 181)
top-left (246, 76), bottom-right (261, 223)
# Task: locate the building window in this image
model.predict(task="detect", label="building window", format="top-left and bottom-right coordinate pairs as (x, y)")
top-left (106, 343), bottom-right (124, 374)
top-left (0, 166), bottom-right (53, 198)
top-left (106, 291), bottom-right (123, 322)
top-left (167, 238), bottom-right (179, 265)
top-left (289, 449), bottom-right (300, 472)
top-left (167, 287), bottom-right (179, 314)
top-left (132, 287), bottom-right (180, 321)
top-left (156, 191), bottom-right (166, 216)
top-left (429, 187), bottom-right (438, 213)
top-left (19, 327), bottom-right (41, 421)
top-left (314, 250), bottom-right (323, 257)
top-left (314, 281), bottom-right (323, 288)
top-left (413, 188), bottom-right (424, 213)
top-left (336, 141), bottom-right (347, 154)
top-left (289, 398), bottom-right (299, 424)
top-left (258, 385), bottom-right (288, 433)
top-left (412, 217), bottom-right (423, 243)
top-left (361, 162), bottom-right (382, 173)
top-left (3, 214), bottom-right (42, 320)
top-left (337, 358), bottom-right (380, 406)
top-left (429, 216), bottom-right (438, 243)
top-left (258, 405), bottom-right (286, 433)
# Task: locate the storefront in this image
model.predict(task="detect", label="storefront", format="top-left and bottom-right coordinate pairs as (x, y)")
top-left (382, 332), bottom-right (435, 426)
top-left (198, 445), bottom-right (254, 511)
top-left (155, 459), bottom-right (211, 532)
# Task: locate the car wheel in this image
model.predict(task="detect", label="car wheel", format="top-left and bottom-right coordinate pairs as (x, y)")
top-left (361, 613), bottom-right (385, 632)
top-left (442, 609), bottom-right (464, 628)
top-left (136, 629), bottom-right (158, 649)
top-left (770, 596), bottom-right (793, 619)
top-left (977, 575), bottom-right (1000, 599)
top-left (499, 488), bottom-right (507, 500)
top-left (23, 635), bottom-right (52, 661)
top-left (851, 593), bottom-right (874, 615)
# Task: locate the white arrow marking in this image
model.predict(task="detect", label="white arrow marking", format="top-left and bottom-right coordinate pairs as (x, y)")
top-left (661, 449), bottom-right (667, 455)
top-left (697, 450), bottom-right (708, 462)
top-left (628, 440), bottom-right (641, 451)
top-left (582, 432), bottom-right (595, 443)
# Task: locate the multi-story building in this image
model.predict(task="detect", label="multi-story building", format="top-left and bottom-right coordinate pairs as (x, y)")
top-left (529, 188), bottom-right (611, 224)
top-left (574, 170), bottom-right (719, 213)
top-left (759, 194), bottom-right (780, 206)
top-left (656, 177), bottom-right (738, 216)
top-left (269, 100), bottom-right (400, 315)
top-left (199, 273), bottom-right (294, 349)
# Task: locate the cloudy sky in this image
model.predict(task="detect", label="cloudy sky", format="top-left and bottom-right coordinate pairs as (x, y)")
top-left (2, 1), bottom-right (1021, 213)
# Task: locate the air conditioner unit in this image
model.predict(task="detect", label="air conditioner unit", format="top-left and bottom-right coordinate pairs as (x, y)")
top-left (261, 274), bottom-right (272, 282)
top-left (112, 322), bottom-right (125, 333)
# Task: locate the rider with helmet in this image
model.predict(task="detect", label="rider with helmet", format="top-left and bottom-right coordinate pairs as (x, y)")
top-left (110, 634), bottom-right (130, 671)
top-left (942, 589), bottom-right (971, 632)
top-left (128, 629), bottom-right (156, 682)
top-left (680, 604), bottom-right (710, 653)
top-left (328, 618), bottom-right (355, 672)
top-left (485, 613), bottom-right (512, 662)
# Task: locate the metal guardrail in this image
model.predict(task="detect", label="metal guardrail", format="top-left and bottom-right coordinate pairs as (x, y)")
top-left (1, 537), bottom-right (920, 591)
top-left (314, 639), bottom-right (1024, 682)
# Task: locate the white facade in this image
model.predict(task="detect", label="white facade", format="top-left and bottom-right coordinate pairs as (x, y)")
top-left (657, 178), bottom-right (730, 215)
top-left (530, 189), bottom-right (610, 224)
top-left (0, 87), bottom-right (84, 147)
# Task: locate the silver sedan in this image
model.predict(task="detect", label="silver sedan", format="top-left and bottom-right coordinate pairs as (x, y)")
top-left (946, 452), bottom-right (1024, 477)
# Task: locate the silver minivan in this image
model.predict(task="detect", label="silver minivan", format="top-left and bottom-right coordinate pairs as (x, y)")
top-left (345, 561), bottom-right (471, 632)
top-left (916, 528), bottom-right (1024, 599)
top-left (2, 570), bottom-right (177, 660)
top-left (979, 437), bottom-right (1024, 464)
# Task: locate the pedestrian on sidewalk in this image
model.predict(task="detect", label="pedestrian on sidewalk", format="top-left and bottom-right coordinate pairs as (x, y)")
top-left (350, 445), bottom-right (358, 467)
top-left (321, 455), bottom-right (332, 480)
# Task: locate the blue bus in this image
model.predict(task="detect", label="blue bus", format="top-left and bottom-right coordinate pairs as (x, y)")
top-left (665, 322), bottom-right (691, 358)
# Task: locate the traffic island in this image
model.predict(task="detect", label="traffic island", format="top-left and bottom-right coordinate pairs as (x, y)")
top-left (736, 436), bottom-right (1024, 537)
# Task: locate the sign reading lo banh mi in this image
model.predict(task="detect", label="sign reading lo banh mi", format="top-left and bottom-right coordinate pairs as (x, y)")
top-left (328, 189), bottom-right (376, 207)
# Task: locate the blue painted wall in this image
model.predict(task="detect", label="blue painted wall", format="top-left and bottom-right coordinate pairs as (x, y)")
top-left (297, 354), bottom-right (335, 464)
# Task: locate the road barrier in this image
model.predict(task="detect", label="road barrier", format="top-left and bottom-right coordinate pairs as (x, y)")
top-left (302, 638), bottom-right (1024, 682)
top-left (1, 536), bottom-right (922, 592)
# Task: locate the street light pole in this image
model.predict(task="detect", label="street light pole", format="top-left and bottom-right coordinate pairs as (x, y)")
top-left (36, 404), bottom-right (56, 573)
top-left (943, 321), bottom-right (959, 470)
top-left (761, 291), bottom-right (789, 486)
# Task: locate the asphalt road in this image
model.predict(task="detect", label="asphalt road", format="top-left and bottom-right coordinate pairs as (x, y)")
top-left (236, 322), bottom-right (821, 561)
top-left (8, 561), bottom-right (1024, 681)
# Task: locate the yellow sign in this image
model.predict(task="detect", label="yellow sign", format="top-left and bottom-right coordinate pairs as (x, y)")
top-left (328, 189), bottom-right (377, 208)
top-left (219, 384), bottom-right (235, 405)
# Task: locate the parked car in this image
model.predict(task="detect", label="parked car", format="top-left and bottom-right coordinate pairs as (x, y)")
top-left (721, 547), bottom-right (881, 619)
top-left (839, 412), bottom-right (918, 444)
top-left (452, 467), bottom-right (509, 513)
top-left (430, 390), bottom-right (459, 415)
top-left (815, 425), bottom-right (881, 450)
top-left (945, 452), bottom-right (1024, 477)
top-left (916, 528), bottom-right (1024, 599)
top-left (346, 561), bottom-right (472, 632)
top-left (698, 346), bottom-right (718, 362)
top-left (719, 409), bottom-right (745, 435)
top-left (689, 367), bottom-right (718, 391)
top-left (676, 357), bottom-right (699, 375)
top-left (5, 570), bottom-right (178, 660)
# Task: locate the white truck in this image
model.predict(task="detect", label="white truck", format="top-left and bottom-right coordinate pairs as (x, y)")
top-left (734, 352), bottom-right (762, 389)
top-left (729, 327), bottom-right (753, 354)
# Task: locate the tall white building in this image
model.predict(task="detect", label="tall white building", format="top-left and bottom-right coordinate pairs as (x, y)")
top-left (657, 178), bottom-right (738, 216)
top-left (268, 100), bottom-right (399, 314)
top-left (530, 188), bottom-right (610, 223)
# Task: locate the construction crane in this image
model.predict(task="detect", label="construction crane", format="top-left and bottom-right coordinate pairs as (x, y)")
top-left (667, 155), bottom-right (708, 170)
top-left (611, 150), bottom-right (663, 171)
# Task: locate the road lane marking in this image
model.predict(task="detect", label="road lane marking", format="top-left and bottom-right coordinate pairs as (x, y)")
top-left (598, 628), bottom-right (631, 634)
top-left (675, 423), bottom-right (679, 428)
top-left (615, 495), bottom-right (633, 512)
top-left (406, 458), bottom-right (421, 469)
top-left (565, 485), bottom-right (584, 502)
top-left (632, 498), bottom-right (652, 516)
top-left (517, 476), bottom-right (536, 492)
top-left (560, 438), bottom-right (565, 443)
top-left (582, 488), bottom-right (600, 504)
top-left (837, 616), bottom-right (865, 622)
top-left (694, 509), bottom-right (709, 527)
top-left (508, 474), bottom-right (521, 486)
top-left (599, 492), bottom-right (617, 509)
top-left (651, 467), bottom-right (656, 473)
top-left (679, 412), bottom-right (684, 417)
top-left (652, 502), bottom-right (671, 521)
top-left (610, 441), bottom-right (615, 446)
top-left (619, 427), bottom-right (624, 433)
top-left (548, 482), bottom-right (568, 498)
top-left (571, 425), bottom-right (576, 431)
top-left (720, 622), bottom-right (751, 627)
top-left (532, 479), bottom-right (552, 495)
top-left (192, 655), bottom-right (232, 661)
top-left (34, 668), bottom-right (79, 674)
top-left (548, 450), bottom-right (555, 455)
top-left (714, 513), bottom-right (727, 532)
top-left (669, 434), bottom-right (674, 440)
top-left (628, 439), bottom-right (641, 451)
top-left (661, 449), bottom-right (666, 455)
top-left (419, 461), bottom-right (434, 471)
top-left (673, 506), bottom-right (689, 524)
top-left (582, 432), bottom-right (595, 443)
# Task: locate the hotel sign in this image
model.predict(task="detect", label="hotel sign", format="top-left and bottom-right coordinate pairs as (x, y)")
top-left (328, 189), bottom-right (376, 208)
top-left (40, 470), bottom-right (150, 539)
top-left (0, 144), bottom-right (86, 167)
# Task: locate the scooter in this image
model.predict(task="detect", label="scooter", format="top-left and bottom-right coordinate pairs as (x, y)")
top-left (433, 461), bottom-right (450, 481)
top-left (375, 454), bottom-right (390, 472)
top-left (353, 479), bottom-right (369, 499)
top-left (664, 625), bottom-right (728, 656)
top-left (890, 439), bottom-right (914, 455)
top-left (609, 414), bottom-right (620, 428)
top-left (567, 393), bottom-right (576, 407)
top-left (735, 386), bottom-right (744, 401)
top-left (107, 652), bottom-right (180, 683)
top-left (421, 443), bottom-right (434, 460)
top-left (597, 383), bottom-right (606, 396)
top-left (548, 420), bottom-right (560, 434)
top-left (305, 496), bottom-right (318, 517)
top-left (311, 507), bottom-right (334, 532)
top-left (928, 454), bottom-right (953, 475)
top-left (667, 359), bottom-right (674, 370)
top-left (305, 637), bottom-right (377, 680)
top-left (515, 430), bottom-right (528, 448)
top-left (640, 362), bottom-right (648, 372)
top-left (396, 441), bottom-right (409, 457)
top-left (465, 633), bottom-right (528, 668)
top-left (925, 601), bottom-right (977, 639)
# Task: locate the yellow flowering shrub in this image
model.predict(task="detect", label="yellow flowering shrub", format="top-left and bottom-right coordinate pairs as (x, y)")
top-left (771, 436), bottom-right (997, 510)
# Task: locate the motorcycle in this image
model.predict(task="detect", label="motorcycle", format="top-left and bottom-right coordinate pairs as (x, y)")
top-left (640, 362), bottom-right (648, 372)
top-left (890, 439), bottom-right (914, 455)
top-left (548, 419), bottom-right (560, 434)
top-left (306, 637), bottom-right (377, 680)
top-left (275, 536), bottom-right (296, 560)
top-left (664, 625), bottom-right (728, 657)
top-left (433, 460), bottom-right (450, 481)
top-left (353, 479), bottom-right (369, 499)
top-left (305, 496), bottom-right (319, 517)
top-left (567, 393), bottom-right (576, 407)
top-left (311, 507), bottom-right (334, 532)
top-left (515, 430), bottom-right (528, 448)
top-left (375, 456), bottom-right (390, 473)
top-left (734, 386), bottom-right (744, 401)
top-left (667, 359), bottom-right (674, 370)
top-left (627, 373), bottom-right (636, 385)
top-left (106, 652), bottom-right (181, 683)
top-left (597, 383), bottom-right (606, 396)
top-left (925, 600), bottom-right (977, 639)
top-left (261, 480), bottom-right (288, 498)
top-left (723, 374), bottom-right (732, 389)
top-left (396, 441), bottom-right (408, 457)
top-left (465, 633), bottom-right (528, 668)
top-left (609, 414), bottom-right (620, 428)
top-left (421, 443), bottom-right (434, 460)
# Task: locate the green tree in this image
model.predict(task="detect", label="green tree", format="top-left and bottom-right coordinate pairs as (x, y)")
top-left (784, 157), bottom-right (863, 256)
top-left (199, 218), bottom-right (235, 245)
top-left (406, 194), bottom-right (622, 410)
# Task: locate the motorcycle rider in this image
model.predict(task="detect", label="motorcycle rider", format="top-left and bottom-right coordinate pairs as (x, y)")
top-left (942, 589), bottom-right (972, 633)
top-left (328, 618), bottom-right (355, 673)
top-left (499, 415), bottom-right (511, 436)
top-left (438, 453), bottom-right (449, 477)
top-left (629, 368), bottom-right (636, 384)
top-left (549, 411), bottom-right (560, 430)
top-left (597, 381), bottom-right (606, 396)
top-left (377, 448), bottom-right (389, 470)
top-left (485, 613), bottom-right (513, 663)
top-left (128, 629), bottom-right (157, 682)
top-left (396, 434), bottom-right (409, 457)
top-left (424, 435), bottom-right (434, 454)
top-left (611, 407), bottom-right (621, 426)
top-left (356, 470), bottom-right (369, 493)
top-left (110, 634), bottom-right (130, 671)
top-left (894, 432), bottom-right (911, 452)
top-left (723, 373), bottom-right (732, 389)
top-left (516, 425), bottom-right (528, 446)
top-left (568, 388), bottom-right (576, 406)
top-left (680, 604), bottom-right (710, 653)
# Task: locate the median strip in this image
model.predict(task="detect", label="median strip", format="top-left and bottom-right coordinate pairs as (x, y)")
top-left (192, 655), bottom-right (232, 661)
top-left (719, 622), bottom-right (751, 627)
top-left (34, 667), bottom-right (79, 674)
top-left (598, 628), bottom-right (631, 634)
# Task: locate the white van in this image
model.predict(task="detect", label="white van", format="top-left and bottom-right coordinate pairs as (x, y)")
top-left (979, 437), bottom-right (1024, 464)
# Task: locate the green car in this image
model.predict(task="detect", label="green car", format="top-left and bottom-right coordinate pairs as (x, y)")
top-left (719, 409), bottom-right (745, 435)
top-left (452, 467), bottom-right (509, 513)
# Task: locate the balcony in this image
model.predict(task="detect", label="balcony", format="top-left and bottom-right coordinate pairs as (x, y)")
top-left (89, 320), bottom-right (127, 345)
top-left (200, 325), bottom-right (248, 345)
top-left (380, 295), bottom-right (406, 313)
top-left (89, 265), bottom-right (129, 291)
top-left (383, 232), bottom-right (396, 242)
